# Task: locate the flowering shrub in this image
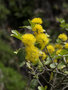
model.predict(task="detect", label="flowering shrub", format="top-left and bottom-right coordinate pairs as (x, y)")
top-left (11, 18), bottom-right (68, 90)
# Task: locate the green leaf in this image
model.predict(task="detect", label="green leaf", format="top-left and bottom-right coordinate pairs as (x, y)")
top-left (14, 49), bottom-right (20, 54)
top-left (44, 57), bottom-right (52, 65)
top-left (60, 49), bottom-right (68, 55)
top-left (38, 60), bottom-right (43, 67)
top-left (30, 79), bottom-right (38, 89)
top-left (50, 72), bottom-right (53, 81)
top-left (44, 86), bottom-right (47, 90)
top-left (26, 62), bottom-right (32, 69)
top-left (19, 26), bottom-right (32, 30)
top-left (28, 19), bottom-right (35, 28)
top-left (38, 86), bottom-right (47, 90)
top-left (56, 18), bottom-right (68, 31)
top-left (64, 71), bottom-right (68, 74)
top-left (65, 24), bottom-right (68, 31)
top-left (19, 61), bottom-right (25, 67)
top-left (50, 63), bottom-right (56, 69)
top-left (57, 62), bottom-right (66, 69)
top-left (56, 39), bottom-right (62, 43)
top-left (11, 30), bottom-right (22, 40)
top-left (17, 48), bottom-right (26, 64)
top-left (56, 18), bottom-right (65, 24)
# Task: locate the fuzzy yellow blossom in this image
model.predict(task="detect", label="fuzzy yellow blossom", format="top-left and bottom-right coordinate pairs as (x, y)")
top-left (47, 45), bottom-right (55, 54)
top-left (41, 52), bottom-right (47, 60)
top-left (56, 49), bottom-right (62, 55)
top-left (36, 33), bottom-right (49, 50)
top-left (31, 18), bottom-right (42, 24)
top-left (32, 24), bottom-right (44, 34)
top-left (22, 34), bottom-right (36, 46)
top-left (65, 43), bottom-right (68, 49)
top-left (25, 45), bottom-right (40, 63)
top-left (53, 59), bottom-right (57, 63)
top-left (55, 44), bottom-right (63, 49)
top-left (58, 33), bottom-right (67, 41)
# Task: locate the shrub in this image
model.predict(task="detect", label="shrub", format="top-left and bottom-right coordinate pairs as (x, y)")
top-left (11, 18), bottom-right (68, 90)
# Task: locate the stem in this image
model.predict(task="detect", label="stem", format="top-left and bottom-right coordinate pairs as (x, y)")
top-left (37, 78), bottom-right (43, 86)
top-left (41, 75), bottom-right (54, 88)
top-left (50, 73), bottom-right (57, 90)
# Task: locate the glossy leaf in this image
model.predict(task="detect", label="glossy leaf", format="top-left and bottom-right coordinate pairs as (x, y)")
top-left (44, 57), bottom-right (51, 65)
top-left (11, 30), bottom-right (22, 40)
top-left (20, 26), bottom-right (32, 30)
top-left (50, 63), bottom-right (56, 69)
top-left (38, 86), bottom-right (47, 90)
top-left (57, 62), bottom-right (66, 69)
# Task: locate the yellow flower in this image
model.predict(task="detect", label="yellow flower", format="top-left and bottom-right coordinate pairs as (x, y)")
top-left (22, 34), bottom-right (36, 46)
top-left (32, 24), bottom-right (44, 34)
top-left (65, 43), bottom-right (68, 49)
top-left (47, 45), bottom-right (55, 54)
top-left (41, 52), bottom-right (47, 60)
top-left (36, 33), bottom-right (49, 50)
top-left (53, 59), bottom-right (57, 63)
top-left (58, 33), bottom-right (67, 41)
top-left (56, 49), bottom-right (62, 55)
top-left (55, 44), bottom-right (63, 49)
top-left (31, 18), bottom-right (42, 24)
top-left (25, 45), bottom-right (47, 63)
top-left (25, 46), bottom-right (40, 64)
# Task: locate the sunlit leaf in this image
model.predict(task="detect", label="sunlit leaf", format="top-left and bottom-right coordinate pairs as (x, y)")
top-left (11, 30), bottom-right (22, 40)
top-left (44, 57), bottom-right (51, 65)
top-left (50, 63), bottom-right (56, 69)
top-left (26, 62), bottom-right (32, 69)
top-left (20, 26), bottom-right (32, 30)
top-left (56, 18), bottom-right (65, 24)
top-left (19, 61), bottom-right (25, 67)
top-left (56, 39), bottom-right (62, 43)
top-left (28, 19), bottom-right (35, 28)
top-left (38, 86), bottom-right (47, 90)
top-left (64, 71), bottom-right (68, 74)
top-left (57, 62), bottom-right (66, 69)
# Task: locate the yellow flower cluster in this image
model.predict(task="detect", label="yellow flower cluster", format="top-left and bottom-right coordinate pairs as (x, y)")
top-left (55, 44), bottom-right (63, 49)
top-left (31, 18), bottom-right (49, 50)
top-left (65, 43), bottom-right (68, 49)
top-left (47, 45), bottom-right (55, 54)
top-left (58, 33), bottom-right (67, 41)
top-left (36, 33), bottom-right (49, 50)
top-left (56, 49), bottom-right (62, 55)
top-left (31, 18), bottom-right (42, 24)
top-left (55, 34), bottom-right (68, 55)
top-left (22, 34), bottom-right (36, 46)
top-left (22, 34), bottom-right (41, 63)
top-left (21, 18), bottom-right (49, 63)
top-left (25, 45), bottom-right (40, 63)
top-left (32, 24), bottom-right (44, 34)
top-left (25, 45), bottom-right (46, 63)
top-left (41, 52), bottom-right (47, 60)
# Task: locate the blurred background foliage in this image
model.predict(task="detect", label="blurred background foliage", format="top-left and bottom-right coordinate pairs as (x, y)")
top-left (0, 0), bottom-right (68, 90)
